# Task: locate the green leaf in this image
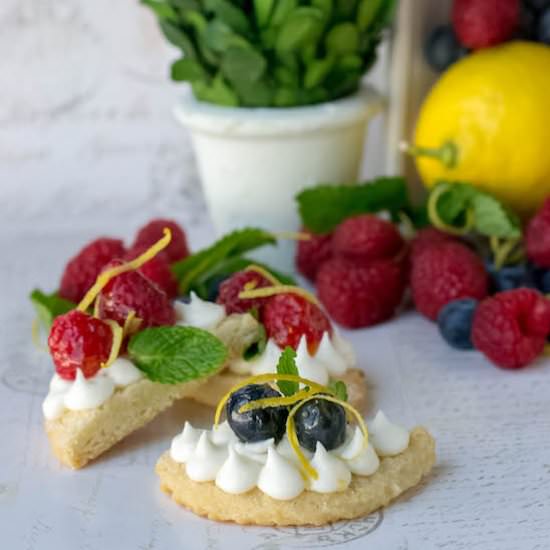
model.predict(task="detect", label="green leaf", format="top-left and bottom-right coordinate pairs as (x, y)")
top-left (296, 177), bottom-right (409, 233)
top-left (357, 0), bottom-right (383, 30)
top-left (329, 380), bottom-right (348, 401)
top-left (171, 57), bottom-right (206, 81)
top-left (168, 0), bottom-right (199, 10)
top-left (434, 182), bottom-right (477, 226)
top-left (471, 193), bottom-right (522, 239)
top-left (30, 290), bottom-right (76, 331)
top-left (202, 20), bottom-right (249, 52)
top-left (304, 55), bottom-right (334, 89)
top-left (128, 326), bottom-right (227, 384)
top-left (254, 0), bottom-right (275, 28)
top-left (325, 22), bottom-right (360, 55)
top-left (221, 46), bottom-right (267, 85)
top-left (204, 0), bottom-right (251, 34)
top-left (159, 21), bottom-right (197, 58)
top-left (334, 0), bottom-right (357, 20)
top-left (275, 7), bottom-right (324, 55)
top-left (141, 0), bottom-right (178, 21)
top-left (192, 73), bottom-right (239, 106)
top-left (233, 78), bottom-right (274, 106)
top-left (172, 228), bottom-right (277, 294)
top-left (271, 0), bottom-right (298, 26)
top-left (276, 347), bottom-right (299, 396)
top-left (312, 0), bottom-right (333, 21)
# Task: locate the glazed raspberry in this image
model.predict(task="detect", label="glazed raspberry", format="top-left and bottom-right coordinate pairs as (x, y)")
top-left (526, 198), bottom-right (550, 268)
top-left (133, 219), bottom-right (189, 264)
top-left (411, 241), bottom-right (488, 321)
top-left (48, 310), bottom-right (113, 380)
top-left (125, 245), bottom-right (179, 299)
top-left (216, 270), bottom-right (272, 314)
top-left (452, 0), bottom-right (519, 49)
top-left (97, 261), bottom-right (176, 328)
top-left (262, 293), bottom-right (332, 353)
top-left (317, 257), bottom-right (406, 328)
top-left (59, 238), bottom-right (126, 303)
top-left (332, 215), bottom-right (404, 265)
top-left (410, 227), bottom-right (456, 262)
top-left (295, 228), bottom-right (333, 281)
top-left (472, 289), bottom-right (550, 369)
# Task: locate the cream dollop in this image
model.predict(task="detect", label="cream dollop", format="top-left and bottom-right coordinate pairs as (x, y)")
top-left (257, 447), bottom-right (305, 500)
top-left (308, 443), bottom-right (351, 493)
top-left (229, 339), bottom-right (281, 375)
top-left (315, 332), bottom-right (347, 376)
top-left (215, 446), bottom-right (261, 494)
top-left (171, 423), bottom-right (205, 463)
top-left (42, 358), bottom-right (145, 420)
top-left (337, 427), bottom-right (380, 476)
top-left (368, 411), bottom-right (410, 456)
top-left (210, 421), bottom-right (239, 446)
top-left (185, 432), bottom-right (228, 482)
top-left (295, 336), bottom-right (329, 386)
top-left (175, 292), bottom-right (226, 330)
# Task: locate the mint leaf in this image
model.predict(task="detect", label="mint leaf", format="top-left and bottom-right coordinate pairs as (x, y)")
top-left (471, 193), bottom-right (521, 239)
top-left (434, 182), bottom-right (477, 226)
top-left (172, 228), bottom-right (276, 294)
top-left (296, 177), bottom-right (409, 233)
top-left (30, 289), bottom-right (75, 330)
top-left (276, 346), bottom-right (299, 396)
top-left (329, 380), bottom-right (348, 402)
top-left (128, 326), bottom-right (227, 384)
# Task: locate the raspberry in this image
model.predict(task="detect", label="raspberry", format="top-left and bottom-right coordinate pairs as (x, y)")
top-left (317, 257), bottom-right (406, 328)
top-left (216, 270), bottom-right (272, 314)
top-left (452, 0), bottom-right (519, 49)
top-left (472, 289), bottom-right (550, 369)
top-left (97, 261), bottom-right (176, 328)
top-left (133, 219), bottom-right (189, 264)
top-left (262, 293), bottom-right (332, 353)
top-left (411, 241), bottom-right (488, 321)
top-left (295, 228), bottom-right (333, 281)
top-left (410, 227), bottom-right (456, 262)
top-left (124, 245), bottom-right (179, 299)
top-left (48, 310), bottom-right (113, 380)
top-left (526, 197), bottom-right (550, 268)
top-left (332, 215), bottom-right (404, 265)
top-left (59, 238), bottom-right (126, 303)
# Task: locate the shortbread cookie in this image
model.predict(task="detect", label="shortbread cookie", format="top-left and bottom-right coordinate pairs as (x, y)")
top-left (156, 427), bottom-right (435, 526)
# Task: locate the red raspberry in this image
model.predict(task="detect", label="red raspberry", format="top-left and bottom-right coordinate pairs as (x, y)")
top-left (332, 215), bottom-right (404, 265)
top-left (48, 310), bottom-right (113, 380)
top-left (295, 228), bottom-right (333, 281)
top-left (317, 257), bottom-right (406, 328)
top-left (97, 261), bottom-right (176, 328)
top-left (411, 242), bottom-right (488, 321)
top-left (133, 219), bottom-right (189, 264)
top-left (472, 289), bottom-right (550, 369)
top-left (452, 0), bottom-right (519, 49)
top-left (124, 245), bottom-right (179, 299)
top-left (59, 238), bottom-right (126, 303)
top-left (410, 228), bottom-right (456, 262)
top-left (262, 293), bottom-right (332, 353)
top-left (526, 198), bottom-right (550, 268)
top-left (217, 270), bottom-right (273, 314)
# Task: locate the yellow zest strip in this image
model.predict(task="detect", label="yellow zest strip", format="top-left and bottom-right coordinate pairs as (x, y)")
top-left (238, 387), bottom-right (325, 414)
top-left (238, 285), bottom-right (320, 307)
top-left (490, 236), bottom-right (522, 270)
top-left (272, 231), bottom-right (312, 241)
top-left (213, 373), bottom-right (331, 427)
top-left (286, 394), bottom-right (369, 480)
top-left (93, 295), bottom-right (101, 318)
top-left (77, 228), bottom-right (172, 313)
top-left (122, 310), bottom-right (142, 339)
top-left (101, 320), bottom-right (123, 369)
top-left (244, 264), bottom-right (281, 286)
top-left (427, 183), bottom-right (475, 236)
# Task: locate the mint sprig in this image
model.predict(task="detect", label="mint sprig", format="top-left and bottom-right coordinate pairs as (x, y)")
top-left (296, 177), bottom-right (411, 233)
top-left (329, 380), bottom-right (348, 402)
top-left (30, 289), bottom-right (76, 330)
top-left (276, 346), bottom-right (299, 396)
top-left (128, 326), bottom-right (228, 384)
top-left (171, 227), bottom-right (277, 295)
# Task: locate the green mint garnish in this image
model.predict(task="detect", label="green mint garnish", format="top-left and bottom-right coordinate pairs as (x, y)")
top-left (30, 289), bottom-right (76, 331)
top-left (276, 346), bottom-right (299, 397)
top-left (329, 380), bottom-right (348, 402)
top-left (296, 177), bottom-right (410, 234)
top-left (171, 227), bottom-right (277, 295)
top-left (128, 326), bottom-right (228, 384)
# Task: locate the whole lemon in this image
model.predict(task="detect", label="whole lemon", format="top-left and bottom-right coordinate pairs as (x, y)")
top-left (413, 41), bottom-right (550, 216)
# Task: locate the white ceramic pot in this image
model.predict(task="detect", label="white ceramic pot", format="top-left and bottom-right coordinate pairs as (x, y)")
top-left (174, 86), bottom-right (383, 273)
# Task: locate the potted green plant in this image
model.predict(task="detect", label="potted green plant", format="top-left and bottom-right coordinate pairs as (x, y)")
top-left (144, 0), bottom-right (396, 270)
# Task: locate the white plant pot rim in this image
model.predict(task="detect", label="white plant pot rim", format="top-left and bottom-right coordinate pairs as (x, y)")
top-left (174, 84), bottom-right (384, 137)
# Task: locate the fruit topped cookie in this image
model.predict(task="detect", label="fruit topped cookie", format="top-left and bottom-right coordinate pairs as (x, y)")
top-left (156, 352), bottom-right (435, 526)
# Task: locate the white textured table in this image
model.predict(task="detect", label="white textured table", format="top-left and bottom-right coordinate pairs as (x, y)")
top-left (1, 213), bottom-right (550, 550)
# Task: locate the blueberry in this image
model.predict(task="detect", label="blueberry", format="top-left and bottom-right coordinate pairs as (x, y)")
top-left (517, 4), bottom-right (539, 39)
top-left (437, 299), bottom-right (478, 350)
top-left (538, 7), bottom-right (550, 43)
top-left (526, 0), bottom-right (550, 12)
top-left (486, 262), bottom-right (533, 293)
top-left (226, 384), bottom-right (288, 444)
top-left (424, 25), bottom-right (468, 72)
top-left (294, 398), bottom-right (346, 452)
top-left (528, 264), bottom-right (550, 293)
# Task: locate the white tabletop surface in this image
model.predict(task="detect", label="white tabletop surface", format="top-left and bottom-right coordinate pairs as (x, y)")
top-left (1, 212), bottom-right (550, 550)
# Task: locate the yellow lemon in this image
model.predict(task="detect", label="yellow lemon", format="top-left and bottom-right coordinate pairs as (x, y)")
top-left (413, 41), bottom-right (550, 217)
